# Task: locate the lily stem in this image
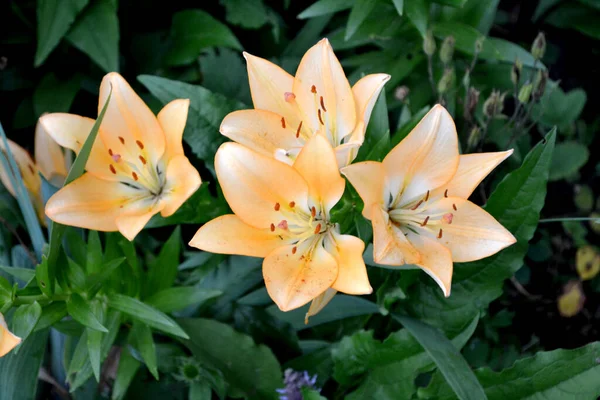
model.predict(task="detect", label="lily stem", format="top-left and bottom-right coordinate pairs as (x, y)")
top-left (13, 294), bottom-right (68, 305)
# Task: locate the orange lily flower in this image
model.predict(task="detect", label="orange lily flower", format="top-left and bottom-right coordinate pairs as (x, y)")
top-left (342, 105), bottom-right (516, 296)
top-left (0, 312), bottom-right (21, 357)
top-left (0, 121), bottom-right (69, 224)
top-left (43, 73), bottom-right (201, 241)
top-left (220, 38), bottom-right (390, 168)
top-left (190, 135), bottom-right (372, 314)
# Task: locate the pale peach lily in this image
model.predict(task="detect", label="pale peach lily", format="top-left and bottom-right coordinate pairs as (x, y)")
top-left (0, 121), bottom-right (69, 224)
top-left (0, 312), bottom-right (21, 357)
top-left (220, 38), bottom-right (390, 168)
top-left (43, 72), bottom-right (201, 241)
top-left (342, 105), bottom-right (516, 296)
top-left (190, 135), bottom-right (372, 316)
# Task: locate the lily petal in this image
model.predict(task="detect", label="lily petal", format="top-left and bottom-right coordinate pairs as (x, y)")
top-left (0, 313), bottom-right (21, 357)
top-left (326, 232), bottom-right (372, 295)
top-left (34, 120), bottom-right (67, 182)
top-left (157, 99), bottom-right (189, 161)
top-left (293, 135), bottom-right (344, 212)
top-left (371, 205), bottom-right (421, 265)
top-left (334, 138), bottom-right (362, 168)
top-left (160, 155), bottom-right (202, 217)
top-left (383, 105), bottom-right (459, 206)
top-left (98, 72), bottom-right (165, 166)
top-left (189, 214), bottom-right (290, 258)
top-left (351, 73), bottom-right (390, 134)
top-left (305, 288), bottom-right (337, 323)
top-left (215, 142), bottom-right (309, 229)
top-left (293, 38), bottom-right (356, 142)
top-left (421, 197), bottom-right (516, 262)
top-left (341, 161), bottom-right (386, 219)
top-left (406, 231), bottom-right (453, 297)
top-left (243, 52), bottom-right (302, 130)
top-left (263, 242), bottom-right (338, 311)
top-left (115, 206), bottom-right (162, 241)
top-left (220, 109), bottom-right (299, 158)
top-left (0, 138), bottom-right (40, 198)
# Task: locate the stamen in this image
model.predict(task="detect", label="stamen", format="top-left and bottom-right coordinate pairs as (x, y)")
top-left (314, 223), bottom-right (322, 234)
top-left (311, 85), bottom-right (317, 94)
top-left (112, 154), bottom-right (121, 163)
top-left (118, 136), bottom-right (125, 144)
top-left (296, 121), bottom-right (303, 138)
top-left (453, 203), bottom-right (457, 211)
top-left (136, 140), bottom-right (144, 149)
top-left (318, 109), bottom-right (324, 125)
top-left (442, 213), bottom-right (454, 224)
top-left (28, 164), bottom-right (35, 174)
top-left (421, 216), bottom-right (430, 226)
top-left (281, 117), bottom-right (286, 129)
top-left (410, 200), bottom-right (423, 210)
top-left (292, 246), bottom-right (297, 254)
top-left (270, 223), bottom-right (275, 232)
top-left (139, 155), bottom-right (147, 165)
top-left (444, 189), bottom-right (448, 198)
top-left (320, 96), bottom-right (327, 112)
top-left (438, 229), bottom-right (443, 239)
top-left (289, 201), bottom-right (295, 208)
top-left (284, 92), bottom-right (296, 102)
top-left (109, 164), bottom-right (117, 174)
top-left (311, 206), bottom-right (316, 218)
top-left (277, 220), bottom-right (288, 230)
top-left (425, 190), bottom-right (430, 201)
top-left (108, 148), bottom-right (113, 156)
top-left (132, 172), bottom-right (139, 181)
top-left (274, 202), bottom-right (280, 211)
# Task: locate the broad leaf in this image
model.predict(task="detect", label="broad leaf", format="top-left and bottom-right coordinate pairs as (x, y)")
top-left (298, 0), bottom-right (356, 19)
top-left (146, 226), bottom-right (181, 295)
top-left (346, 0), bottom-right (378, 40)
top-left (32, 73), bottom-right (81, 117)
top-left (145, 287), bottom-right (222, 313)
top-left (67, 294), bottom-right (108, 332)
top-left (549, 141), bottom-right (589, 181)
top-left (11, 302), bottom-right (43, 351)
top-left (130, 321), bottom-right (158, 380)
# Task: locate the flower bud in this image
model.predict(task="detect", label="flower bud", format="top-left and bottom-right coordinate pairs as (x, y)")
top-left (394, 86), bottom-right (410, 102)
top-left (558, 281), bottom-right (585, 318)
top-left (518, 83), bottom-right (533, 104)
top-left (463, 87), bottom-right (480, 122)
top-left (576, 246), bottom-right (600, 281)
top-left (531, 32), bottom-right (546, 61)
top-left (437, 68), bottom-right (455, 94)
top-left (533, 69), bottom-right (548, 100)
top-left (483, 90), bottom-right (505, 118)
top-left (474, 37), bottom-right (485, 54)
top-left (462, 70), bottom-right (470, 88)
top-left (440, 36), bottom-right (455, 65)
top-left (467, 126), bottom-right (480, 149)
top-left (511, 58), bottom-right (523, 86)
top-left (423, 30), bottom-right (436, 57)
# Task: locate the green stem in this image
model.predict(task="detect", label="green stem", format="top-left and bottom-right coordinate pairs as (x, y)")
top-left (13, 294), bottom-right (68, 305)
top-left (539, 217), bottom-right (600, 224)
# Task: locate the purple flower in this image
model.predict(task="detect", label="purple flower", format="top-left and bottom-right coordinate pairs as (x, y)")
top-left (276, 368), bottom-right (320, 400)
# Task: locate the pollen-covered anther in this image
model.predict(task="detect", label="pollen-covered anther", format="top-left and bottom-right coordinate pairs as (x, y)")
top-left (421, 216), bottom-right (430, 226)
top-left (108, 148), bottom-right (113, 156)
top-left (411, 200), bottom-right (423, 210)
top-left (296, 121), bottom-right (303, 138)
top-left (292, 246), bottom-right (297, 254)
top-left (320, 96), bottom-right (327, 112)
top-left (289, 201), bottom-right (295, 208)
top-left (132, 172), bottom-right (139, 181)
top-left (438, 229), bottom-right (443, 239)
top-left (425, 190), bottom-right (430, 201)
top-left (274, 202), bottom-right (281, 211)
top-left (318, 109), bottom-right (324, 125)
top-left (139, 155), bottom-right (147, 165)
top-left (136, 140), bottom-right (144, 149)
top-left (311, 85), bottom-right (317, 94)
top-left (452, 203), bottom-right (457, 211)
top-left (284, 92), bottom-right (296, 102)
top-left (277, 220), bottom-right (289, 230)
top-left (281, 117), bottom-right (286, 129)
top-left (444, 189), bottom-right (449, 198)
top-left (270, 223), bottom-right (275, 232)
top-left (109, 164), bottom-right (117, 174)
top-left (118, 136), bottom-right (125, 144)
top-left (442, 213), bottom-right (454, 224)
top-left (314, 223), bottom-right (322, 234)
top-left (311, 206), bottom-right (316, 218)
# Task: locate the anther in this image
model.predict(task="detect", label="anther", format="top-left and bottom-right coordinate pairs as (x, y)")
top-left (274, 202), bottom-right (281, 211)
top-left (425, 190), bottom-right (430, 201)
top-left (289, 201), bottom-right (295, 208)
top-left (281, 117), bottom-right (286, 129)
top-left (136, 140), bottom-right (144, 149)
top-left (139, 155), bottom-right (147, 165)
top-left (132, 172), bottom-right (138, 181)
top-left (108, 148), bottom-right (113, 156)
top-left (109, 164), bottom-right (117, 174)
top-left (28, 164), bottom-right (35, 174)
top-left (444, 189), bottom-right (448, 198)
top-left (452, 203), bottom-right (457, 211)
top-left (278, 220), bottom-right (288, 230)
top-left (311, 206), bottom-right (316, 218)
top-left (270, 223), bottom-right (275, 232)
top-left (296, 121), bottom-right (303, 138)
top-left (284, 92), bottom-right (296, 102)
top-left (292, 246), bottom-right (297, 254)
top-left (118, 136), bottom-right (125, 144)
top-left (438, 229), bottom-right (443, 239)
top-left (318, 109), bottom-right (324, 125)
top-left (320, 96), bottom-right (327, 112)
top-left (421, 216), bottom-right (430, 226)
top-left (411, 200), bottom-right (423, 210)
top-left (314, 223), bottom-right (322, 234)
top-left (311, 85), bottom-right (317, 93)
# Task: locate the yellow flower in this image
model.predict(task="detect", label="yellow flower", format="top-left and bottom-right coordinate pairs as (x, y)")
top-left (220, 38), bottom-right (390, 168)
top-left (43, 73), bottom-right (202, 241)
top-left (0, 121), bottom-right (69, 224)
top-left (0, 312), bottom-right (21, 357)
top-left (190, 135), bottom-right (372, 313)
top-left (342, 105), bottom-right (516, 296)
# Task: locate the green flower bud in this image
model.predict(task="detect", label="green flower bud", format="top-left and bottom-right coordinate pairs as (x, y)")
top-left (518, 83), bottom-right (533, 104)
top-left (394, 86), bottom-right (410, 102)
top-left (531, 32), bottom-right (546, 61)
top-left (440, 36), bottom-right (455, 65)
top-left (483, 90), bottom-right (505, 118)
top-left (467, 126), bottom-right (481, 149)
top-left (511, 58), bottom-right (523, 86)
top-left (463, 87), bottom-right (480, 122)
top-left (437, 68), bottom-right (455, 94)
top-left (533, 69), bottom-right (548, 100)
top-left (474, 37), bottom-right (485, 54)
top-left (423, 30), bottom-right (436, 57)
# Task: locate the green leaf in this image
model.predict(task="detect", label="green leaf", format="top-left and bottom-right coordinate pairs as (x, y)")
top-left (146, 226), bottom-right (181, 295)
top-left (221, 0), bottom-right (268, 29)
top-left (67, 294), bottom-right (108, 332)
top-left (111, 347), bottom-right (141, 400)
top-left (190, 382), bottom-right (213, 400)
top-left (11, 302), bottom-right (43, 351)
top-left (34, 302), bottom-right (68, 331)
top-left (179, 318), bottom-right (282, 400)
top-left (302, 388), bottom-right (327, 400)
top-left (145, 287), bottom-right (222, 313)
top-left (391, 106), bottom-right (429, 146)
top-left (406, 0), bottom-right (429, 37)
top-left (87, 327), bottom-right (103, 381)
top-left (85, 257), bottom-right (126, 298)
top-left (404, 130), bottom-right (556, 335)
top-left (199, 48), bottom-right (251, 105)
top-left (346, 0), bottom-right (378, 40)
top-left (138, 75), bottom-right (246, 162)
top-left (86, 230), bottom-right (103, 273)
top-left (35, 0), bottom-right (89, 66)
top-left (130, 321), bottom-right (158, 380)
top-left (439, 0), bottom-right (499, 34)
top-left (107, 293), bottom-right (188, 338)
top-left (268, 295), bottom-right (379, 330)
top-left (549, 141), bottom-right (590, 181)
top-left (166, 10), bottom-right (242, 66)
top-left (392, 0), bottom-right (404, 15)
top-left (535, 85), bottom-right (587, 131)
top-left (298, 0), bottom-right (356, 19)
top-left (40, 86), bottom-right (111, 295)
top-left (32, 73), bottom-right (81, 117)
top-left (66, 0), bottom-right (119, 72)
top-left (393, 314), bottom-right (486, 400)
top-left (432, 0), bottom-right (467, 6)
top-left (283, 15), bottom-right (332, 56)
top-left (420, 342), bottom-right (600, 399)
top-left (0, 329), bottom-right (48, 400)
top-left (0, 276), bottom-right (13, 311)
top-left (356, 91), bottom-right (390, 162)
top-left (0, 266), bottom-right (35, 287)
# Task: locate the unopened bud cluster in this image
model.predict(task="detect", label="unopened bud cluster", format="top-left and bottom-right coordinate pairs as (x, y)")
top-left (483, 90), bottom-right (505, 118)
